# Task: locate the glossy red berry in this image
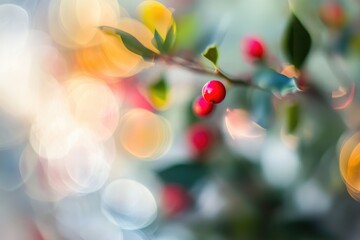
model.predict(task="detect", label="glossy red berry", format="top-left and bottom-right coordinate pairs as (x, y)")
top-left (242, 36), bottom-right (266, 61)
top-left (193, 96), bottom-right (214, 117)
top-left (202, 80), bottom-right (226, 104)
top-left (187, 123), bottom-right (214, 156)
top-left (162, 184), bottom-right (191, 217)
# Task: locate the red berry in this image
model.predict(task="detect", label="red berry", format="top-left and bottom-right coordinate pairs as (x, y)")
top-left (242, 36), bottom-right (266, 61)
top-left (202, 80), bottom-right (226, 104)
top-left (187, 123), bottom-right (214, 156)
top-left (162, 184), bottom-right (191, 217)
top-left (319, 2), bottom-right (345, 29)
top-left (193, 96), bottom-right (214, 117)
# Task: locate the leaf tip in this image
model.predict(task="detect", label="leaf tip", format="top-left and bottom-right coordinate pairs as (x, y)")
top-left (98, 26), bottom-right (116, 35)
top-left (202, 45), bottom-right (219, 66)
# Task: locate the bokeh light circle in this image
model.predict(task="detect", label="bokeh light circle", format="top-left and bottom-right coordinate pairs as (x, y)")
top-left (55, 196), bottom-right (124, 240)
top-left (224, 108), bottom-right (265, 139)
top-left (0, 4), bottom-right (29, 70)
top-left (101, 179), bottom-right (158, 230)
top-left (65, 74), bottom-right (120, 141)
top-left (339, 131), bottom-right (360, 200)
top-left (20, 145), bottom-right (69, 202)
top-left (48, 0), bottom-right (123, 48)
top-left (260, 139), bottom-right (300, 188)
top-left (117, 108), bottom-right (172, 160)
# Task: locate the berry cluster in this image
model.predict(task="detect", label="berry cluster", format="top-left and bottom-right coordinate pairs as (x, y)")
top-left (192, 36), bottom-right (266, 117)
top-left (193, 80), bottom-right (226, 117)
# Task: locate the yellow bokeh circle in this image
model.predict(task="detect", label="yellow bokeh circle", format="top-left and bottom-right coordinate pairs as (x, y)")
top-left (117, 108), bottom-right (172, 160)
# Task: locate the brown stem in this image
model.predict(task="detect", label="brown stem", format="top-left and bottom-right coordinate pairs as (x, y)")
top-left (158, 55), bottom-right (268, 92)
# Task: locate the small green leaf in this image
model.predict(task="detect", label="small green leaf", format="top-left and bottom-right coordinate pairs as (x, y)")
top-left (286, 102), bottom-right (300, 134)
top-left (153, 30), bottom-right (165, 53)
top-left (163, 25), bottom-right (175, 53)
top-left (202, 45), bottom-right (218, 66)
top-left (283, 13), bottom-right (312, 68)
top-left (99, 26), bottom-right (158, 59)
top-left (149, 76), bottom-right (169, 109)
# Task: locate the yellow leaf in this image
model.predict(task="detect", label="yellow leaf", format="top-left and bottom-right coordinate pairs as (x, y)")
top-left (150, 95), bottom-right (168, 109)
top-left (137, 0), bottom-right (175, 39)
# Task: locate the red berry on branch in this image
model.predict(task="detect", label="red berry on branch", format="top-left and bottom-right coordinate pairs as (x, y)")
top-left (162, 184), bottom-right (191, 217)
top-left (202, 80), bottom-right (226, 104)
top-left (193, 96), bottom-right (214, 117)
top-left (242, 36), bottom-right (266, 61)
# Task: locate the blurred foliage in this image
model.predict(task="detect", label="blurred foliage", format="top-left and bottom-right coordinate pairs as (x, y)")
top-left (2, 0), bottom-right (360, 239)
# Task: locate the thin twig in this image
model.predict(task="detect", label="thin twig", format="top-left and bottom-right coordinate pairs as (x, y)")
top-left (158, 55), bottom-right (268, 92)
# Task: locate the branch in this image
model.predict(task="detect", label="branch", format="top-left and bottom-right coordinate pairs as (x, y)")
top-left (158, 55), bottom-right (268, 92)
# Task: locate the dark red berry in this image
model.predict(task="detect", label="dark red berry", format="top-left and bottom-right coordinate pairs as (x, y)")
top-left (242, 36), bottom-right (266, 61)
top-left (193, 96), bottom-right (214, 117)
top-left (202, 80), bottom-right (226, 104)
top-left (162, 184), bottom-right (191, 217)
top-left (187, 123), bottom-right (214, 156)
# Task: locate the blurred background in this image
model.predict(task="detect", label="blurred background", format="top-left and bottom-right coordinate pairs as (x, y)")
top-left (1, 0), bottom-right (360, 239)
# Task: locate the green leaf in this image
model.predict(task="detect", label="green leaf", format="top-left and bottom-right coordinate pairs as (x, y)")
top-left (163, 25), bottom-right (175, 53)
top-left (202, 45), bottom-right (218, 66)
top-left (99, 26), bottom-right (158, 59)
top-left (152, 26), bottom-right (176, 54)
top-left (153, 30), bottom-right (165, 53)
top-left (153, 25), bottom-right (175, 53)
top-left (149, 75), bottom-right (169, 109)
top-left (157, 162), bottom-right (208, 189)
top-left (253, 67), bottom-right (300, 96)
top-left (283, 13), bottom-right (312, 69)
top-left (286, 102), bottom-right (300, 134)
